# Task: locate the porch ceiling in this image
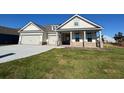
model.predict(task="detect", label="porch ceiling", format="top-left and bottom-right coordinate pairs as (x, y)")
top-left (56, 28), bottom-right (102, 32)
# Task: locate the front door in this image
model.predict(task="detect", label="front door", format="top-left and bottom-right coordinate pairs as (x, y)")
top-left (62, 33), bottom-right (70, 45)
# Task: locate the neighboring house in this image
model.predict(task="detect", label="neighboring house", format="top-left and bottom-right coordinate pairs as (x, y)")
top-left (0, 26), bottom-right (19, 44)
top-left (18, 14), bottom-right (103, 48)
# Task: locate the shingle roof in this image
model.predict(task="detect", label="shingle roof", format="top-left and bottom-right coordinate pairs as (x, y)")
top-left (43, 25), bottom-right (53, 31)
top-left (43, 25), bottom-right (59, 32)
top-left (33, 22), bottom-right (47, 31)
top-left (0, 26), bottom-right (19, 35)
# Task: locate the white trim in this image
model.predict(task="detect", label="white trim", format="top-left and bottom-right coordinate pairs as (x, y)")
top-left (57, 14), bottom-right (103, 29)
top-left (99, 30), bottom-right (103, 48)
top-left (70, 31), bottom-right (72, 42)
top-left (83, 31), bottom-right (86, 42)
top-left (18, 21), bottom-right (43, 32)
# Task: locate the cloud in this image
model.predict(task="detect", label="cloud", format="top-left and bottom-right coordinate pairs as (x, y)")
top-left (103, 35), bottom-right (116, 43)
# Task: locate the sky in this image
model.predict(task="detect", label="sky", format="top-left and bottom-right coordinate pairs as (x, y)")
top-left (0, 14), bottom-right (124, 37)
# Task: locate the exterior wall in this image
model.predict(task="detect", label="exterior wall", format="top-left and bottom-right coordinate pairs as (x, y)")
top-left (57, 32), bottom-right (62, 45)
top-left (42, 32), bottom-right (47, 43)
top-left (70, 31), bottom-right (97, 48)
top-left (61, 17), bottom-right (95, 29)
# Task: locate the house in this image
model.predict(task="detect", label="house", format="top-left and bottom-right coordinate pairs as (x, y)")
top-left (18, 14), bottom-right (103, 48)
top-left (0, 26), bottom-right (19, 45)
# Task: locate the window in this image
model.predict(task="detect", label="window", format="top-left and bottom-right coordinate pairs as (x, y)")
top-left (87, 32), bottom-right (92, 38)
top-left (87, 38), bottom-right (92, 42)
top-left (74, 22), bottom-right (79, 26)
top-left (86, 32), bottom-right (93, 42)
top-left (75, 33), bottom-right (80, 42)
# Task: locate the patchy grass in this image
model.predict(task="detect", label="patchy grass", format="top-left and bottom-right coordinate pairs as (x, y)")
top-left (0, 48), bottom-right (124, 79)
top-left (104, 43), bottom-right (124, 48)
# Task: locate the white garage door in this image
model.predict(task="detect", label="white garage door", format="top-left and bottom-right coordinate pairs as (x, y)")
top-left (48, 35), bottom-right (56, 45)
top-left (21, 35), bottom-right (42, 45)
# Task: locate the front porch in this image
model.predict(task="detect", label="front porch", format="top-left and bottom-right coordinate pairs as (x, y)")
top-left (57, 30), bottom-right (103, 48)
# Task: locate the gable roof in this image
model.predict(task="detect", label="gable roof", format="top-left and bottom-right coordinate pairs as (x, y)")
top-left (18, 21), bottom-right (46, 32)
top-left (34, 23), bottom-right (47, 31)
top-left (57, 14), bottom-right (103, 30)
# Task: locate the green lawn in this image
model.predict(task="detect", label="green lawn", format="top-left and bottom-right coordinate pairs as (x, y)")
top-left (0, 48), bottom-right (124, 79)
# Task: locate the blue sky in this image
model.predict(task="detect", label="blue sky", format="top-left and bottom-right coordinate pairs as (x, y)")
top-left (0, 14), bottom-right (124, 37)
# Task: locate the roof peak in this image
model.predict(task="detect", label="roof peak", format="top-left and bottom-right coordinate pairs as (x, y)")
top-left (57, 14), bottom-right (103, 29)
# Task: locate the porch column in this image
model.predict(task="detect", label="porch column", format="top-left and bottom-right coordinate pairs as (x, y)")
top-left (99, 30), bottom-right (103, 48)
top-left (83, 31), bottom-right (86, 47)
top-left (70, 31), bottom-right (72, 45)
top-left (56, 32), bottom-right (59, 46)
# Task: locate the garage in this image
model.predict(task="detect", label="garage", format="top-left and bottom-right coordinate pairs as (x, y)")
top-left (18, 22), bottom-right (46, 45)
top-left (48, 35), bottom-right (57, 45)
top-left (21, 35), bottom-right (42, 45)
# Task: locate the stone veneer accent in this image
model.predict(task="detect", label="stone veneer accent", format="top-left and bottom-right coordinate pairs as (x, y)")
top-left (70, 42), bottom-right (97, 48)
top-left (70, 42), bottom-right (83, 47)
top-left (84, 42), bottom-right (96, 48)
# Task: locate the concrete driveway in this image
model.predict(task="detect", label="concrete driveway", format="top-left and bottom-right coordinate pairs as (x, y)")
top-left (0, 45), bottom-right (55, 63)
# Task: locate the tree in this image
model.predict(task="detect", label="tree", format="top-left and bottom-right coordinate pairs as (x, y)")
top-left (114, 32), bottom-right (124, 46)
top-left (118, 32), bottom-right (123, 37)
